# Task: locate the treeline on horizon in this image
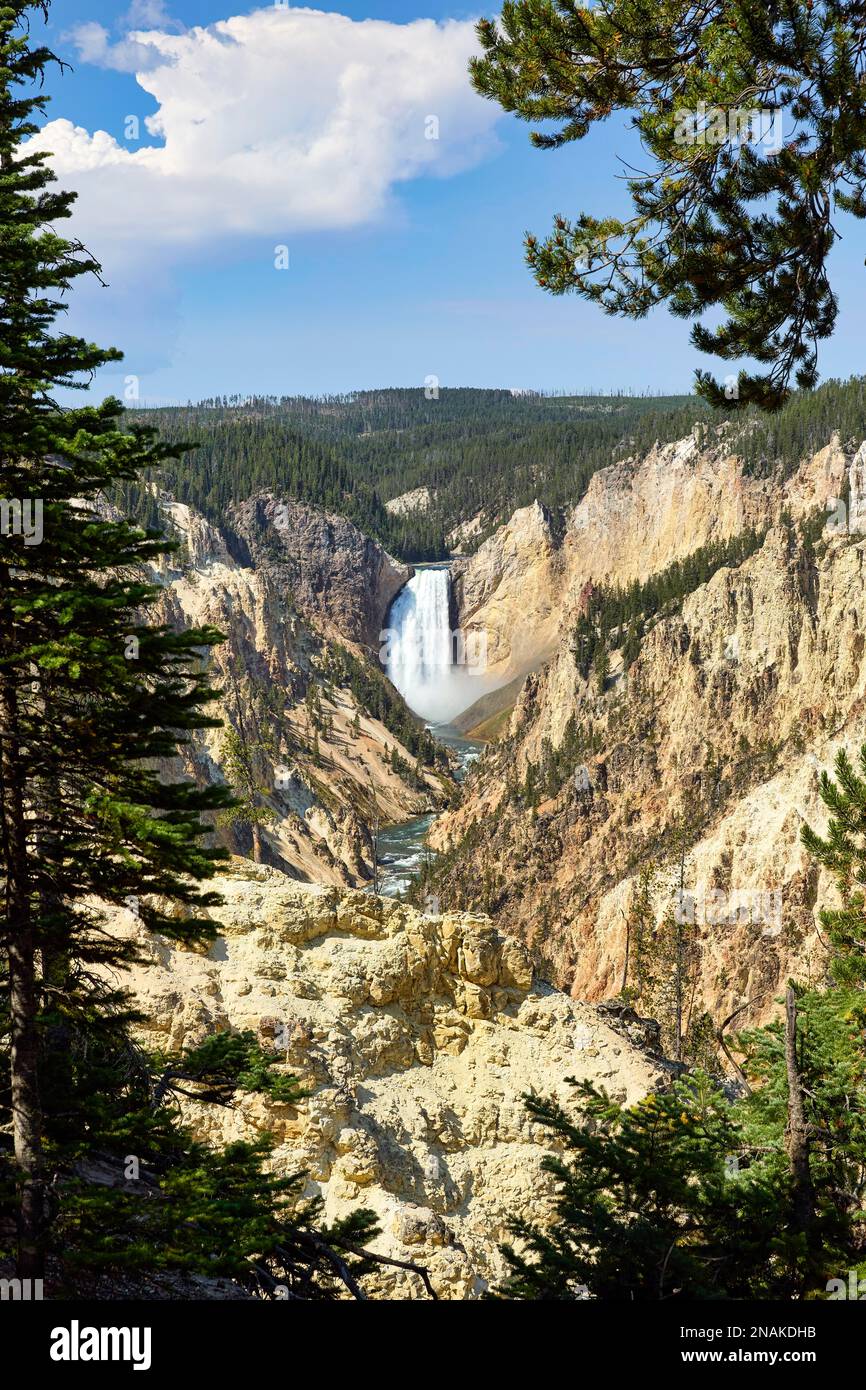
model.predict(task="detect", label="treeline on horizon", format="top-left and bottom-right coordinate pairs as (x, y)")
top-left (112, 377), bottom-right (866, 562)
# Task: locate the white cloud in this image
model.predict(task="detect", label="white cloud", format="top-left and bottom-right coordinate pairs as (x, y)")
top-left (63, 21), bottom-right (156, 73)
top-left (64, 2), bottom-right (184, 73)
top-left (31, 7), bottom-right (499, 253)
top-left (124, 0), bottom-right (176, 26)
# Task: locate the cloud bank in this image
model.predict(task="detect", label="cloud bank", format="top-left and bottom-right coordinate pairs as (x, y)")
top-left (30, 7), bottom-right (499, 252)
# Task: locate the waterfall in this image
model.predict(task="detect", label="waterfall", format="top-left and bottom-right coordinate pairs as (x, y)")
top-left (385, 568), bottom-right (454, 723)
top-left (385, 566), bottom-right (493, 723)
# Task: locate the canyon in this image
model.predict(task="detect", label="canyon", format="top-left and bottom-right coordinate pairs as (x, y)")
top-left (149, 493), bottom-right (453, 887)
top-left (116, 415), bottom-right (866, 1293)
top-left (146, 421), bottom-right (865, 1035)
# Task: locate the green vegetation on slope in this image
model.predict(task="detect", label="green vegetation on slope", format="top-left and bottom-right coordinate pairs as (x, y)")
top-left (114, 388), bottom-right (705, 560)
top-left (112, 376), bottom-right (866, 562)
top-left (571, 527), bottom-right (768, 681)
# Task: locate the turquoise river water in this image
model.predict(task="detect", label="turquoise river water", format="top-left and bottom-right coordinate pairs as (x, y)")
top-left (375, 724), bottom-right (481, 897)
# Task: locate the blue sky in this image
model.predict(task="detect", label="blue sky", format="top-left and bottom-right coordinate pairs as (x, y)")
top-left (33, 1), bottom-right (866, 403)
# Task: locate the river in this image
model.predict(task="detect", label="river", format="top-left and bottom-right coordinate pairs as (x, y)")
top-left (375, 723), bottom-right (481, 897)
top-left (375, 564), bottom-right (488, 897)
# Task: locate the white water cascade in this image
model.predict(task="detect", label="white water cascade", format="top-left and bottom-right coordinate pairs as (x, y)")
top-left (385, 567), bottom-right (485, 724)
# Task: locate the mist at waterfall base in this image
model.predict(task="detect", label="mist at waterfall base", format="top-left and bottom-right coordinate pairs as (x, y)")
top-left (377, 568), bottom-right (485, 897)
top-left (384, 567), bottom-right (492, 725)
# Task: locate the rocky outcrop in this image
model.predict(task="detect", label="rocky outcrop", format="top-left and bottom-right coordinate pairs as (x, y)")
top-left (385, 487), bottom-right (435, 517)
top-left (446, 511), bottom-right (484, 554)
top-left (451, 501), bottom-right (561, 682)
top-left (107, 864), bottom-right (670, 1299)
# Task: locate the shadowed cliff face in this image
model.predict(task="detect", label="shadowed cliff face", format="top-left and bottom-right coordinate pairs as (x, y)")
top-left (227, 493), bottom-right (411, 647)
top-left (432, 431), bottom-right (866, 1032)
top-left (150, 494), bottom-right (450, 886)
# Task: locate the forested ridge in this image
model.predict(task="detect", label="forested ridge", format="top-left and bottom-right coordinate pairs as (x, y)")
top-left (113, 377), bottom-right (866, 561)
top-left (115, 388), bottom-right (703, 560)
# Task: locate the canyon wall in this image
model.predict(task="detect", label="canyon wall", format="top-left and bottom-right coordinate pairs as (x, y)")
top-left (150, 493), bottom-right (447, 886)
top-left (451, 427), bottom-right (847, 683)
top-left (434, 432), bottom-right (863, 1031)
top-left (226, 494), bottom-right (410, 647)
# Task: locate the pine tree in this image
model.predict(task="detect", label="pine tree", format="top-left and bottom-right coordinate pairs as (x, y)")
top-left (620, 863), bottom-right (658, 1002)
top-left (498, 1039), bottom-right (861, 1301)
top-left (622, 616), bottom-right (642, 669)
top-left (0, 1), bottom-right (236, 1278)
top-left (498, 1072), bottom-right (784, 1300)
top-left (801, 745), bottom-right (866, 985)
top-left (592, 644), bottom-right (609, 694)
top-left (470, 1), bottom-right (864, 409)
top-left (218, 723), bottom-right (278, 864)
top-left (500, 744), bottom-right (866, 1299)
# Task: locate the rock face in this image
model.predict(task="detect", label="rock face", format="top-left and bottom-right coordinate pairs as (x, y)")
top-left (450, 429), bottom-right (848, 687)
top-left (227, 493), bottom-right (411, 647)
top-left (108, 864), bottom-right (669, 1299)
top-left (452, 500), bottom-right (561, 682)
top-left (151, 494), bottom-right (448, 886)
top-left (433, 430), bottom-right (865, 1031)
top-left (385, 487), bottom-right (434, 518)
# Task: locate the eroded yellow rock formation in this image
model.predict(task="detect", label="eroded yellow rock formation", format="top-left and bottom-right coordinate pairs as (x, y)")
top-left (105, 863), bottom-right (669, 1299)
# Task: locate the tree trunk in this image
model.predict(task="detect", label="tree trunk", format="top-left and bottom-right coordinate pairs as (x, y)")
top-left (251, 821), bottom-right (262, 864)
top-left (784, 986), bottom-right (817, 1280)
top-left (0, 671), bottom-right (46, 1279)
top-left (36, 716), bottom-right (74, 1122)
top-left (674, 917), bottom-right (684, 1062)
top-left (620, 908), bottom-right (630, 995)
top-left (674, 836), bottom-right (686, 1061)
top-left (40, 850), bottom-right (73, 1122)
top-left (372, 815), bottom-right (379, 895)
top-left (9, 921), bottom-right (45, 1279)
